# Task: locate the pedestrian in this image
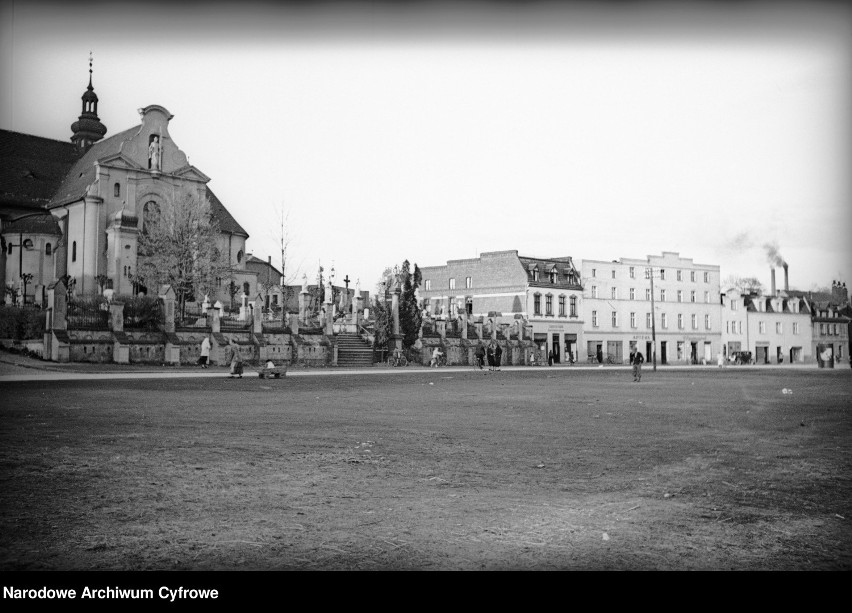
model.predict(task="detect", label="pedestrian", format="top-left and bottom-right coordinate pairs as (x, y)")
top-left (486, 343), bottom-right (495, 371)
top-left (630, 347), bottom-right (644, 382)
top-left (198, 335), bottom-right (211, 368)
top-left (548, 349), bottom-right (554, 366)
top-left (494, 343), bottom-right (503, 371)
top-left (476, 344), bottom-right (486, 370)
top-left (227, 338), bottom-right (243, 378)
top-left (430, 346), bottom-right (444, 368)
top-left (717, 351), bottom-right (724, 368)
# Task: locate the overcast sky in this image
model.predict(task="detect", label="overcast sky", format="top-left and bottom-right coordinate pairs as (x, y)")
top-left (2, 0), bottom-right (850, 295)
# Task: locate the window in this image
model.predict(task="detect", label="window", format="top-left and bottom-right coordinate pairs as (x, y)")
top-left (677, 314), bottom-right (684, 329)
top-left (677, 290), bottom-right (683, 303)
top-left (676, 270), bottom-right (682, 281)
top-left (611, 287), bottom-right (617, 300)
top-left (731, 299), bottom-right (737, 311)
top-left (793, 322), bottom-right (799, 335)
top-left (591, 286), bottom-right (598, 298)
top-left (646, 313), bottom-right (652, 328)
top-left (660, 289), bottom-right (666, 302)
top-left (629, 288), bottom-right (635, 300)
top-left (819, 323), bottom-right (826, 335)
top-left (629, 267), bottom-right (635, 279)
top-left (592, 310), bottom-right (598, 327)
top-left (533, 268), bottom-right (539, 282)
top-left (705, 314), bottom-right (711, 330)
top-left (612, 311), bottom-right (618, 327)
top-left (630, 312), bottom-right (636, 328)
top-left (243, 282), bottom-right (250, 295)
top-left (72, 241), bottom-right (77, 262)
top-left (466, 297), bottom-right (473, 315)
top-left (424, 280), bottom-right (431, 290)
top-left (545, 294), bottom-right (553, 316)
top-left (45, 243), bottom-right (52, 256)
top-left (534, 293), bottom-right (541, 316)
top-left (759, 321), bottom-right (766, 334)
top-left (272, 294), bottom-right (279, 305)
top-left (559, 295), bottom-right (566, 316)
top-left (661, 313), bottom-right (668, 329)
top-left (691, 314), bottom-right (697, 329)
top-left (776, 322), bottom-right (782, 334)
top-left (550, 270), bottom-right (557, 283)
top-left (704, 272), bottom-right (710, 283)
top-left (236, 250), bottom-right (243, 264)
top-left (611, 270), bottom-right (616, 279)
top-left (114, 183), bottom-right (120, 197)
top-left (569, 295), bottom-right (577, 317)
top-left (660, 269), bottom-right (666, 280)
top-left (465, 276), bottom-right (472, 289)
top-left (645, 288), bottom-right (651, 301)
top-left (591, 268), bottom-right (597, 278)
top-left (449, 278), bottom-right (456, 290)
top-left (705, 291), bottom-right (710, 303)
top-left (738, 321), bottom-right (742, 334)
top-left (690, 270), bottom-right (696, 282)
top-left (691, 290), bottom-right (696, 303)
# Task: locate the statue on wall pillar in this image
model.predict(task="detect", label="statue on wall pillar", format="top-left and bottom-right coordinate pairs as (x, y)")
top-left (149, 136), bottom-right (161, 171)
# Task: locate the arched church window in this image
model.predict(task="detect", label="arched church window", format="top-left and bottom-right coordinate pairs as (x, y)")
top-left (45, 243), bottom-right (52, 256)
top-left (237, 250), bottom-right (244, 264)
top-left (114, 183), bottom-right (120, 197)
top-left (243, 282), bottom-right (250, 295)
top-left (72, 241), bottom-right (77, 262)
top-left (142, 201), bottom-right (160, 233)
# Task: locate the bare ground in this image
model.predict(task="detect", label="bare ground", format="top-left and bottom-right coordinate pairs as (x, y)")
top-left (1, 367), bottom-right (850, 570)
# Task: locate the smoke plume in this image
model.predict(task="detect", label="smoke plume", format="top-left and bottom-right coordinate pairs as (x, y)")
top-left (763, 242), bottom-right (786, 267)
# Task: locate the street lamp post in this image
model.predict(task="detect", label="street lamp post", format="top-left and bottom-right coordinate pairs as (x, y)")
top-left (646, 265), bottom-right (659, 372)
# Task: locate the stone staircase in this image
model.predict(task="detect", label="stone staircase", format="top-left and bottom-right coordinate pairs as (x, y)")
top-left (336, 333), bottom-right (375, 367)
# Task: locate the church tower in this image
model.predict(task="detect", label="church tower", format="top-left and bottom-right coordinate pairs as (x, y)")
top-left (70, 53), bottom-right (107, 152)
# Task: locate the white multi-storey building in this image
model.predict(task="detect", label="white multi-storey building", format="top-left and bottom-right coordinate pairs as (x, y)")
top-left (581, 252), bottom-right (722, 364)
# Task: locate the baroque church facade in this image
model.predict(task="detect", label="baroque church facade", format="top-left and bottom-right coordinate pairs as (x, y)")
top-left (0, 61), bottom-right (256, 306)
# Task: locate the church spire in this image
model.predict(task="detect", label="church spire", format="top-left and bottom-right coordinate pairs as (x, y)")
top-left (70, 52), bottom-right (107, 152)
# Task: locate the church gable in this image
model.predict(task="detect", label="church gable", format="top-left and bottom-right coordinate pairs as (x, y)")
top-left (172, 165), bottom-right (211, 183)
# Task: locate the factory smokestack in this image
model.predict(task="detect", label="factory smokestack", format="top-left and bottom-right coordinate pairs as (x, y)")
top-left (783, 263), bottom-right (789, 292)
top-left (771, 268), bottom-right (776, 296)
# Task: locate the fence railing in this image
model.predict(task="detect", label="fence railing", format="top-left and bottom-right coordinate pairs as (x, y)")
top-left (66, 297), bottom-right (111, 330)
top-left (123, 297), bottom-right (162, 330)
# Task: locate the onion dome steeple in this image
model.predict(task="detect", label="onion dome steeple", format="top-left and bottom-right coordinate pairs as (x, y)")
top-left (70, 52), bottom-right (107, 152)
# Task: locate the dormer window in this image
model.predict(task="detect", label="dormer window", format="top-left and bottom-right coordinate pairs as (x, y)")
top-left (532, 268), bottom-right (539, 282)
top-left (549, 269), bottom-right (557, 283)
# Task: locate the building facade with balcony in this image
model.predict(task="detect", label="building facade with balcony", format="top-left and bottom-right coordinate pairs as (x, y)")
top-left (418, 250), bottom-right (584, 362)
top-left (581, 252), bottom-right (722, 364)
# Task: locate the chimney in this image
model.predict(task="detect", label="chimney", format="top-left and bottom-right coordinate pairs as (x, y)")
top-left (783, 263), bottom-right (788, 292)
top-left (770, 268), bottom-right (776, 296)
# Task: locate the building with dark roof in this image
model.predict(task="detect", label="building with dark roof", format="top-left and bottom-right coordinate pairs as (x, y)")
top-left (418, 250), bottom-right (584, 363)
top-left (1, 61), bottom-right (254, 306)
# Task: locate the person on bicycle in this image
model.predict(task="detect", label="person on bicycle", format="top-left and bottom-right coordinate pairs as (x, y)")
top-left (475, 345), bottom-right (486, 369)
top-left (431, 347), bottom-right (444, 368)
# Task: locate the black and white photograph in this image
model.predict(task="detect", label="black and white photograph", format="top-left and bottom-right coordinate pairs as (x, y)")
top-left (1, 0), bottom-right (850, 590)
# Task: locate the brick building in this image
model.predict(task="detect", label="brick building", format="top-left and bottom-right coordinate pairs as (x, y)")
top-left (418, 250), bottom-right (584, 362)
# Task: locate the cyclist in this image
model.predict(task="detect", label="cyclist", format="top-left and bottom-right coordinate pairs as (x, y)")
top-left (430, 347), bottom-right (444, 368)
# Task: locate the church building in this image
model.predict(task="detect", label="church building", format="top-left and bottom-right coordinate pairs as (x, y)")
top-left (0, 59), bottom-right (256, 307)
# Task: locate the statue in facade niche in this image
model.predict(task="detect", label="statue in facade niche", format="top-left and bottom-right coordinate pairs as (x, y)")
top-left (301, 273), bottom-right (309, 293)
top-left (149, 136), bottom-right (161, 170)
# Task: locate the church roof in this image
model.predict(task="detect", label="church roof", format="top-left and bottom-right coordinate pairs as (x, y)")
top-left (48, 125), bottom-right (140, 208)
top-left (0, 213), bottom-right (61, 235)
top-left (205, 187), bottom-right (247, 237)
top-left (0, 130), bottom-right (78, 211)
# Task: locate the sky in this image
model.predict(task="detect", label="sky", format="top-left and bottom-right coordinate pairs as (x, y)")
top-left (2, 0), bottom-right (850, 296)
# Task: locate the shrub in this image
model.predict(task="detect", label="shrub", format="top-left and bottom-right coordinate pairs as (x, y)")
top-left (0, 306), bottom-right (46, 340)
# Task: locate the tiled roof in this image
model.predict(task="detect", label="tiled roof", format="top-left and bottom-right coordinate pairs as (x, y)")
top-left (0, 130), bottom-right (78, 210)
top-left (48, 125), bottom-right (140, 208)
top-left (206, 187), bottom-right (247, 236)
top-left (0, 213), bottom-right (61, 235)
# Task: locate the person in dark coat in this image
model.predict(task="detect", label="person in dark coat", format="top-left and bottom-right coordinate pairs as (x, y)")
top-left (476, 345), bottom-right (486, 369)
top-left (630, 348), bottom-right (644, 382)
top-left (494, 343), bottom-right (503, 371)
top-left (486, 343), bottom-right (495, 371)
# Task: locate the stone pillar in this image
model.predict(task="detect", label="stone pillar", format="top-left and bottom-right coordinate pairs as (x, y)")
top-left (390, 287), bottom-right (403, 352)
top-left (354, 295), bottom-right (364, 327)
top-left (437, 320), bottom-right (447, 340)
top-left (460, 314), bottom-right (468, 339)
top-left (253, 296), bottom-right (263, 334)
top-left (299, 288), bottom-right (310, 324)
top-left (324, 293), bottom-right (334, 337)
top-left (214, 300), bottom-right (224, 320)
top-left (209, 307), bottom-right (221, 333)
top-left (475, 321), bottom-right (483, 341)
top-left (109, 302), bottom-right (124, 332)
top-left (46, 279), bottom-right (69, 363)
top-left (490, 320), bottom-right (497, 342)
top-left (159, 285), bottom-right (176, 334)
top-left (289, 312), bottom-right (299, 336)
